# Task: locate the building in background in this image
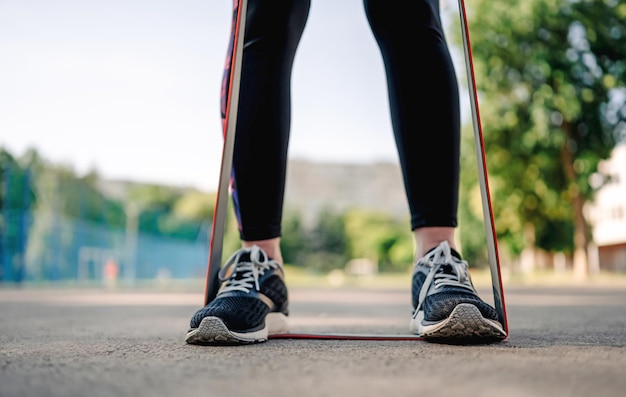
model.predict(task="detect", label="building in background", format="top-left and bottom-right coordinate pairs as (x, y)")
top-left (587, 144), bottom-right (626, 272)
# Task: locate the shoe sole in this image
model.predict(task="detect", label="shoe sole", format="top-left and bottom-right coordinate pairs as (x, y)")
top-left (185, 312), bottom-right (289, 345)
top-left (417, 303), bottom-right (506, 342)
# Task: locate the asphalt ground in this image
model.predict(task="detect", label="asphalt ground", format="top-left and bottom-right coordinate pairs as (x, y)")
top-left (1, 284), bottom-right (625, 397)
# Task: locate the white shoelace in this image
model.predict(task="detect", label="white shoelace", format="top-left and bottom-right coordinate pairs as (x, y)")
top-left (415, 241), bottom-right (475, 313)
top-left (218, 245), bottom-right (280, 294)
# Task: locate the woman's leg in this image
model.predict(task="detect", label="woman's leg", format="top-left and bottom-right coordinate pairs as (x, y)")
top-left (226, 0), bottom-right (311, 260)
top-left (364, 0), bottom-right (461, 256)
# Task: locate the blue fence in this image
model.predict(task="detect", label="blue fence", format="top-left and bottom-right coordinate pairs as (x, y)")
top-left (0, 209), bottom-right (209, 284)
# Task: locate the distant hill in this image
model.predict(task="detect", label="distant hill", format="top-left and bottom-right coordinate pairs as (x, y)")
top-left (96, 178), bottom-right (201, 201)
top-left (284, 159), bottom-right (409, 224)
top-left (96, 159), bottom-right (410, 224)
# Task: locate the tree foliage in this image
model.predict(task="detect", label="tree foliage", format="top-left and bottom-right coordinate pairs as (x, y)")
top-left (278, 207), bottom-right (415, 273)
top-left (462, 0), bottom-right (626, 266)
top-left (344, 209), bottom-right (413, 272)
top-left (0, 149), bottom-right (37, 282)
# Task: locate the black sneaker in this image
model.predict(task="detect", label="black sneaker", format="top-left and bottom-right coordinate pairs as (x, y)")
top-left (186, 245), bottom-right (289, 345)
top-left (410, 241), bottom-right (505, 341)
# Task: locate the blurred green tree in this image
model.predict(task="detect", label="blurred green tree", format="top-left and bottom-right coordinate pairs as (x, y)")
top-left (24, 153), bottom-right (126, 280)
top-left (344, 209), bottom-right (413, 272)
top-left (280, 210), bottom-right (308, 266)
top-left (0, 148), bottom-right (37, 282)
top-left (126, 184), bottom-right (210, 240)
top-left (305, 207), bottom-right (349, 272)
top-left (461, 0), bottom-right (626, 275)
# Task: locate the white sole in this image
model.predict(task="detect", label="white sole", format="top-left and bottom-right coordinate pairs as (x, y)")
top-left (186, 312), bottom-right (289, 345)
top-left (411, 303), bottom-right (506, 340)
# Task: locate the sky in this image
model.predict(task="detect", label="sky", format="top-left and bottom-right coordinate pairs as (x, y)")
top-left (0, 0), bottom-right (467, 192)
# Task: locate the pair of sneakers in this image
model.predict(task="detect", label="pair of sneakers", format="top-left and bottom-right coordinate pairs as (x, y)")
top-left (185, 241), bottom-right (505, 344)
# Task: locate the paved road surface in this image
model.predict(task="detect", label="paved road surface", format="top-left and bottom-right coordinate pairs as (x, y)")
top-left (1, 285), bottom-right (625, 397)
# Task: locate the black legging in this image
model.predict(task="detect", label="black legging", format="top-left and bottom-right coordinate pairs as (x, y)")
top-left (222, 0), bottom-right (460, 241)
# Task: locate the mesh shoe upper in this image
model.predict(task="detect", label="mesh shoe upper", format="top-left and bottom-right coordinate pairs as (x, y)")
top-left (412, 241), bottom-right (499, 324)
top-left (189, 246), bottom-right (288, 333)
